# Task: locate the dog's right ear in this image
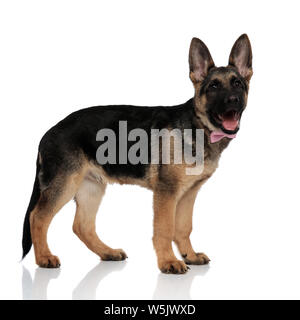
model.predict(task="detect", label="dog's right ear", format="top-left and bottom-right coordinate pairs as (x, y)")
top-left (189, 37), bottom-right (215, 83)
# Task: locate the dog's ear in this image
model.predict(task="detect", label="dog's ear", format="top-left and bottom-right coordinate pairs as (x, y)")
top-left (229, 34), bottom-right (253, 81)
top-left (189, 37), bottom-right (215, 83)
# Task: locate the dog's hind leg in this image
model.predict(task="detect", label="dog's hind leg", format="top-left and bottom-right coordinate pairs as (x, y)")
top-left (30, 171), bottom-right (85, 268)
top-left (73, 176), bottom-right (127, 261)
top-left (174, 182), bottom-right (210, 265)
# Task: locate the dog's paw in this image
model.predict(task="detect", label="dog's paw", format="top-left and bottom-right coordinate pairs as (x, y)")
top-left (101, 249), bottom-right (128, 261)
top-left (183, 252), bottom-right (210, 265)
top-left (159, 260), bottom-right (189, 274)
top-left (37, 255), bottom-right (61, 268)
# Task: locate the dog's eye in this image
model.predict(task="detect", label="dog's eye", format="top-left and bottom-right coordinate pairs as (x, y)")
top-left (208, 81), bottom-right (220, 90)
top-left (233, 79), bottom-right (242, 88)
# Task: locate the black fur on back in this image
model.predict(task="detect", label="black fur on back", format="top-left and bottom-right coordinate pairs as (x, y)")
top-left (38, 98), bottom-right (197, 182)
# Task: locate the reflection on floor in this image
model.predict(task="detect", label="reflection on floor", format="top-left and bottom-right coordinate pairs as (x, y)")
top-left (22, 266), bottom-right (61, 300)
top-left (22, 262), bottom-right (209, 300)
top-left (72, 262), bottom-right (127, 300)
top-left (22, 261), bottom-right (127, 300)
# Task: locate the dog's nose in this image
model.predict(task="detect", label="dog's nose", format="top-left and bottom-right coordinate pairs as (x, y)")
top-left (226, 95), bottom-right (239, 104)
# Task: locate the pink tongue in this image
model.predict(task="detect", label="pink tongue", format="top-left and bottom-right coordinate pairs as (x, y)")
top-left (222, 119), bottom-right (239, 131)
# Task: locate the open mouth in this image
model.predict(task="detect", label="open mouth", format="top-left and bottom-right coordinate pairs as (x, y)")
top-left (213, 110), bottom-right (241, 133)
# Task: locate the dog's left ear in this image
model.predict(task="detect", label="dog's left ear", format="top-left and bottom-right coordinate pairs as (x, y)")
top-left (229, 34), bottom-right (253, 81)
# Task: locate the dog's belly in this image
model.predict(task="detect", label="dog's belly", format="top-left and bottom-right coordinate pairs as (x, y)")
top-left (85, 162), bottom-right (154, 190)
top-left (84, 154), bottom-right (219, 197)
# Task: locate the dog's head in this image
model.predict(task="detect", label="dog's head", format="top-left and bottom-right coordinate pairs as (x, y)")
top-left (189, 34), bottom-right (253, 134)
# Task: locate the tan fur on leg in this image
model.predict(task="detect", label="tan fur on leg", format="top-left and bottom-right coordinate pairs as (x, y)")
top-left (174, 181), bottom-right (210, 265)
top-left (30, 171), bottom-right (86, 268)
top-left (152, 190), bottom-right (188, 274)
top-left (73, 176), bottom-right (127, 261)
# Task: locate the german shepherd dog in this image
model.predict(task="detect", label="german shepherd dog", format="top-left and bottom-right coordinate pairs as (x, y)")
top-left (22, 34), bottom-right (252, 274)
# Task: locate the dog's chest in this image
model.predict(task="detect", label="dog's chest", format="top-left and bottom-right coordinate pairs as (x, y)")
top-left (175, 155), bottom-right (220, 197)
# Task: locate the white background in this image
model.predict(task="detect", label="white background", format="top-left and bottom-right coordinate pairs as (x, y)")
top-left (0, 0), bottom-right (299, 300)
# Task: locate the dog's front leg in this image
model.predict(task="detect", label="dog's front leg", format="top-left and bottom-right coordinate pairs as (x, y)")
top-left (174, 182), bottom-right (210, 265)
top-left (152, 190), bottom-right (188, 274)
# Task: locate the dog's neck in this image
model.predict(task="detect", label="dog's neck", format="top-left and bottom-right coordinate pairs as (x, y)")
top-left (190, 98), bottom-right (231, 158)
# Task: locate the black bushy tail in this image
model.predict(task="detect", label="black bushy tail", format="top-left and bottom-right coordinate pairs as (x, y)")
top-left (22, 155), bottom-right (41, 259)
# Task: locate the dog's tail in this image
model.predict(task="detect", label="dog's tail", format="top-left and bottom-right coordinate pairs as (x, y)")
top-left (22, 154), bottom-right (41, 259)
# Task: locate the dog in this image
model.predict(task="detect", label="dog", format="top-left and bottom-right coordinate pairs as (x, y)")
top-left (22, 34), bottom-right (252, 274)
